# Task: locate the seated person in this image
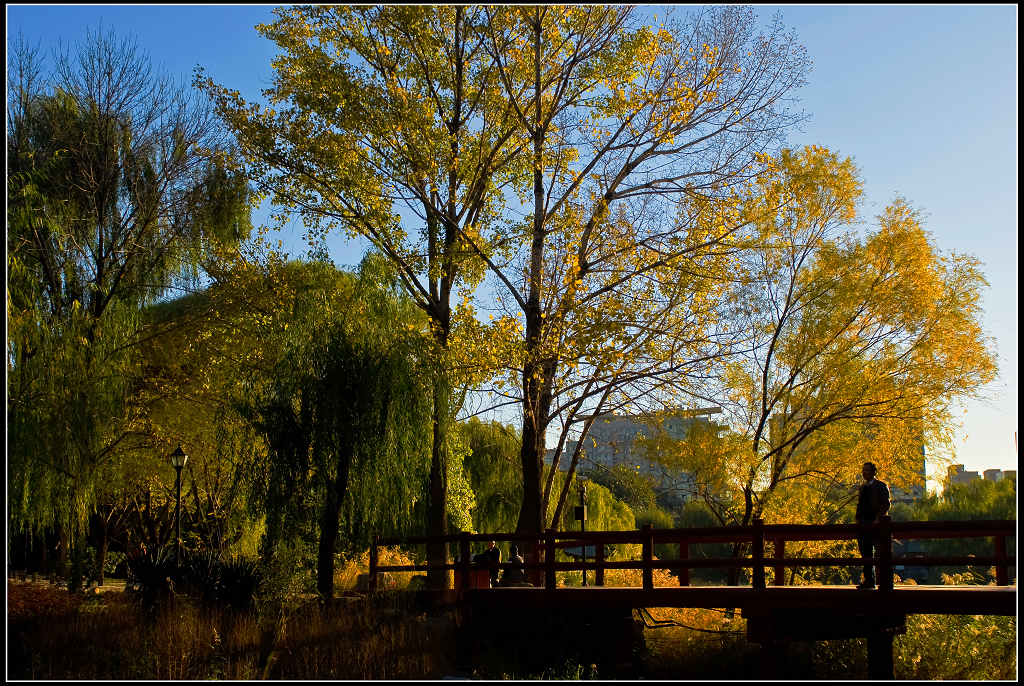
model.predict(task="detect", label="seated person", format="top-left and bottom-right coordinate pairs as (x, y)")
top-left (499, 544), bottom-right (528, 586)
top-left (472, 540), bottom-right (501, 586)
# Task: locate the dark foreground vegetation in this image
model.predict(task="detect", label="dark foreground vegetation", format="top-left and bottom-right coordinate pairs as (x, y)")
top-left (8, 579), bottom-right (457, 680)
top-left (642, 605), bottom-right (1016, 681)
top-left (8, 569), bottom-right (1016, 681)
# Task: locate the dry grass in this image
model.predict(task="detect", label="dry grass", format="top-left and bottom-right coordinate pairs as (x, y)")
top-left (334, 545), bottom-right (427, 591)
top-left (7, 578), bottom-right (457, 680)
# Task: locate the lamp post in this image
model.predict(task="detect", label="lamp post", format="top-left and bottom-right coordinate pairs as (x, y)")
top-left (170, 445), bottom-right (188, 568)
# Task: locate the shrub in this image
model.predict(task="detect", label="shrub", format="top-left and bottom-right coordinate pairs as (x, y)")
top-left (124, 547), bottom-right (177, 609)
top-left (219, 556), bottom-right (262, 610)
top-left (181, 551), bottom-right (262, 610)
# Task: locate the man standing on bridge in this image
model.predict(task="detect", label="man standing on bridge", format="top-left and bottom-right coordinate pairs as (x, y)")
top-left (855, 461), bottom-right (891, 589)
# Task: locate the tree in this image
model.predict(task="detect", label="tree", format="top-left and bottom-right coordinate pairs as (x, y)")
top-left (7, 28), bottom-right (251, 588)
top-left (642, 148), bottom-right (997, 541)
top-left (586, 463), bottom-right (659, 518)
top-left (197, 6), bottom-right (813, 551)
top-left (143, 254), bottom-right (440, 599)
top-left (460, 417), bottom-right (637, 535)
top-left (894, 477), bottom-right (1016, 585)
top-left (196, 5), bottom-right (524, 586)
top-left (266, 313), bottom-right (429, 599)
top-left (465, 5), bottom-right (811, 537)
top-left (461, 418), bottom-right (523, 534)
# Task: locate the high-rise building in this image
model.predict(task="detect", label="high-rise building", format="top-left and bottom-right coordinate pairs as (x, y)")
top-left (948, 464), bottom-right (981, 486)
top-left (545, 407), bottom-right (724, 504)
top-left (945, 465), bottom-right (1015, 492)
top-left (983, 468), bottom-right (1004, 482)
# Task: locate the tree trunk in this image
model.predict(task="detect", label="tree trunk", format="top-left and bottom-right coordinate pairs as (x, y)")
top-left (57, 525), bottom-right (68, 584)
top-left (426, 363), bottom-right (451, 589)
top-left (517, 10), bottom-right (549, 541)
top-left (38, 531), bottom-right (49, 576)
top-left (96, 517), bottom-right (108, 587)
top-left (317, 443), bottom-right (354, 601)
top-left (68, 536), bottom-right (85, 594)
top-left (317, 489), bottom-right (343, 601)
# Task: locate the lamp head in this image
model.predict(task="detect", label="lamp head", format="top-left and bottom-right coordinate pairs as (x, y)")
top-left (170, 445), bottom-right (189, 470)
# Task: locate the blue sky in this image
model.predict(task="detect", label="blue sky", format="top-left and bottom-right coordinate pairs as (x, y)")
top-left (7, 4), bottom-right (1017, 479)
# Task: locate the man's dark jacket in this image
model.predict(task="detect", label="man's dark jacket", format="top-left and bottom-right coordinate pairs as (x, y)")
top-left (856, 478), bottom-right (891, 523)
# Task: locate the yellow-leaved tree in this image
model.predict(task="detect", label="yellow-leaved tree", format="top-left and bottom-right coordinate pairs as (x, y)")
top-left (198, 7), bottom-right (814, 568)
top-left (463, 6), bottom-right (812, 539)
top-left (639, 147), bottom-right (996, 582)
top-left (196, 6), bottom-right (528, 586)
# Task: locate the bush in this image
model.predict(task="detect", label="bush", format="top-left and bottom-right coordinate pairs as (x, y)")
top-left (181, 551), bottom-right (262, 610)
top-left (219, 556), bottom-right (262, 610)
top-left (893, 614), bottom-right (1016, 680)
top-left (636, 506), bottom-right (675, 530)
top-left (124, 547), bottom-right (177, 609)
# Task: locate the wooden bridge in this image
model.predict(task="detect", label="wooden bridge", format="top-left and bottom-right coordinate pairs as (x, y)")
top-left (370, 518), bottom-right (1015, 678)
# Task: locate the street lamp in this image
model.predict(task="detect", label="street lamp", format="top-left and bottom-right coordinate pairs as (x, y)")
top-left (170, 445), bottom-right (188, 567)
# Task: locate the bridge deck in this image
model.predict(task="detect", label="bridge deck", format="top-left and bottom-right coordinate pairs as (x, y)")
top-left (460, 584), bottom-right (1016, 616)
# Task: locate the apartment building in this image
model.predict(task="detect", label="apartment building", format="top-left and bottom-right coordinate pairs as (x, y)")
top-left (545, 408), bottom-right (724, 505)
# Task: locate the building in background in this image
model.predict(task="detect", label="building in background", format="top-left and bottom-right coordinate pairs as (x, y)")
top-left (948, 464), bottom-right (1017, 490)
top-left (948, 464), bottom-right (981, 486)
top-left (982, 468), bottom-right (1017, 483)
top-left (545, 408), bottom-right (724, 505)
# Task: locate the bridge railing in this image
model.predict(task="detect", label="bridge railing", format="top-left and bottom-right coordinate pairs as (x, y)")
top-left (369, 518), bottom-right (1015, 593)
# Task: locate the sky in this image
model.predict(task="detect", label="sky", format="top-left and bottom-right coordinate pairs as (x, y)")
top-left (6, 4), bottom-right (1018, 481)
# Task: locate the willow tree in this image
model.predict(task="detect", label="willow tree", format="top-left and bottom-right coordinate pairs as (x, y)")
top-left (227, 259), bottom-right (434, 600)
top-left (138, 254), bottom-right (438, 599)
top-left (196, 5), bottom-right (523, 586)
top-left (6, 29), bottom-right (250, 584)
top-left (462, 5), bottom-right (811, 536)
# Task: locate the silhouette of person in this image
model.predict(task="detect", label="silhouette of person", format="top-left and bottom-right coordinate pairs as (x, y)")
top-left (855, 461), bottom-right (891, 589)
top-left (500, 544), bottom-right (527, 586)
top-left (473, 540), bottom-right (502, 586)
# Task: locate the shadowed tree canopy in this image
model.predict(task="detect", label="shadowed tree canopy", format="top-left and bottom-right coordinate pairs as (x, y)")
top-left (7, 27), bottom-right (252, 556)
top-left (208, 258), bottom-right (437, 599)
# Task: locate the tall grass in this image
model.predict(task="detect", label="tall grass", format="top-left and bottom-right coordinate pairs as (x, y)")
top-left (8, 579), bottom-right (457, 680)
top-left (10, 556), bottom-right (1015, 681)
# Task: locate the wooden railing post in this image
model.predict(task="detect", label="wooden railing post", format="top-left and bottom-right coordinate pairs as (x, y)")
top-left (642, 524), bottom-right (654, 590)
top-left (678, 539), bottom-right (690, 587)
top-left (595, 542), bottom-right (605, 587)
top-left (369, 536), bottom-right (379, 594)
top-left (459, 533), bottom-right (470, 593)
top-left (751, 518), bottom-right (766, 590)
top-left (878, 515), bottom-right (893, 591)
top-left (995, 534), bottom-right (1009, 586)
top-left (772, 537), bottom-right (785, 587)
top-left (545, 529), bottom-right (556, 590)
